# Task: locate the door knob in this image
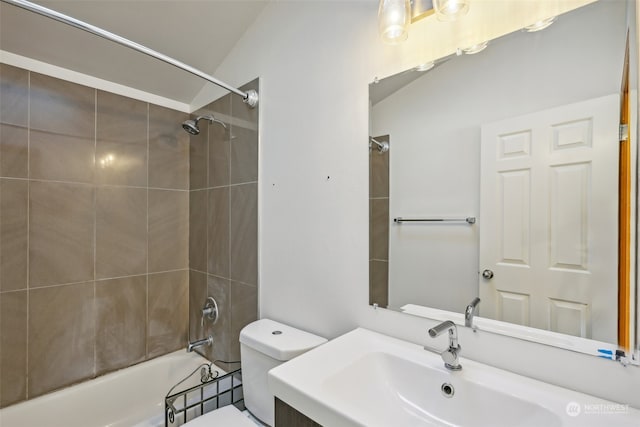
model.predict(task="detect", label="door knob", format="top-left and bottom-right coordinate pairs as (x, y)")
top-left (482, 269), bottom-right (494, 279)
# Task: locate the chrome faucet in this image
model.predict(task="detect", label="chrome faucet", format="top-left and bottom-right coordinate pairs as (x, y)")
top-left (465, 297), bottom-right (481, 331)
top-left (428, 321), bottom-right (462, 370)
top-left (187, 336), bottom-right (213, 352)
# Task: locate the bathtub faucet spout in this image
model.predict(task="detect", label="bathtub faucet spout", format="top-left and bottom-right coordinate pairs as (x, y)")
top-left (187, 336), bottom-right (213, 352)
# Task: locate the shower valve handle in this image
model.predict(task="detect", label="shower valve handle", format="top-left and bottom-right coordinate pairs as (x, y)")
top-left (200, 297), bottom-right (219, 328)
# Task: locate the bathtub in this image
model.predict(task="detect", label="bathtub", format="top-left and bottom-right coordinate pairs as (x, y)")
top-left (0, 350), bottom-right (219, 427)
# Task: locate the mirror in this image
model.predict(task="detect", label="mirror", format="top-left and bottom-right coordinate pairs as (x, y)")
top-left (369, 0), bottom-right (638, 354)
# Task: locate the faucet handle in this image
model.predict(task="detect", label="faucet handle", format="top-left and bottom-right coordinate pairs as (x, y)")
top-left (441, 346), bottom-right (462, 371)
top-left (200, 297), bottom-right (219, 328)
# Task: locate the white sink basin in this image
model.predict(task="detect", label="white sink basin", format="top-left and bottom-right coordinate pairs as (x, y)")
top-left (268, 328), bottom-right (640, 427)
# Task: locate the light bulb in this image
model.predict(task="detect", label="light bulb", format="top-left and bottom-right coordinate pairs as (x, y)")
top-left (378, 0), bottom-right (411, 44)
top-left (433, 0), bottom-right (469, 22)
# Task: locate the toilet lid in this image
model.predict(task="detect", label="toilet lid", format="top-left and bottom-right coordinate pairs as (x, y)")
top-left (240, 319), bottom-right (327, 361)
top-left (182, 405), bottom-right (256, 427)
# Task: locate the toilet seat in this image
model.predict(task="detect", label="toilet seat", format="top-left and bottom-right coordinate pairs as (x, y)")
top-left (182, 405), bottom-right (257, 427)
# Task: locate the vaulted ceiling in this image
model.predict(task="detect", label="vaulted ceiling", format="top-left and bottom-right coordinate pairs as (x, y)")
top-left (0, 0), bottom-right (268, 104)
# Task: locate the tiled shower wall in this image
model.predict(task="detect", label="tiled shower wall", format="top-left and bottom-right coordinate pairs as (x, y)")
top-left (188, 79), bottom-right (258, 366)
top-left (369, 135), bottom-right (389, 307)
top-left (0, 64), bottom-right (190, 407)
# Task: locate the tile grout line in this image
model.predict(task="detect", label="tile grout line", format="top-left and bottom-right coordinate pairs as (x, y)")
top-left (93, 88), bottom-right (98, 379)
top-left (0, 176), bottom-right (191, 192)
top-left (146, 102), bottom-right (150, 360)
top-left (205, 114), bottom-right (210, 309)
top-left (7, 267), bottom-right (191, 293)
top-left (228, 96), bottom-right (233, 344)
top-left (25, 69), bottom-right (31, 400)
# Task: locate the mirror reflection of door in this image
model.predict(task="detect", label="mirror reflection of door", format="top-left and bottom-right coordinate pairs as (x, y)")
top-left (479, 95), bottom-right (619, 343)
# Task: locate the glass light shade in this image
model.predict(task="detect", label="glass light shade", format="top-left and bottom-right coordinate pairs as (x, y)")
top-left (433, 0), bottom-right (469, 22)
top-left (378, 0), bottom-right (411, 44)
top-left (524, 17), bottom-right (557, 32)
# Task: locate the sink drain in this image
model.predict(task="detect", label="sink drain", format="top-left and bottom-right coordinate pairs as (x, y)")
top-left (441, 382), bottom-right (455, 398)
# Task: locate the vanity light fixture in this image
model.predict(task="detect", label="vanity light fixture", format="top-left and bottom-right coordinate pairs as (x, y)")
top-left (378, 0), bottom-right (469, 44)
top-left (524, 16), bottom-right (557, 32)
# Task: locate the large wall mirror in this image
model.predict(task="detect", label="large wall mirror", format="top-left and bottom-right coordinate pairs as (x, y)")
top-left (369, 0), bottom-right (639, 358)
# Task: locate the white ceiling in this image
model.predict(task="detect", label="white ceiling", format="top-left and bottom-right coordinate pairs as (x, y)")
top-left (0, 0), bottom-right (268, 104)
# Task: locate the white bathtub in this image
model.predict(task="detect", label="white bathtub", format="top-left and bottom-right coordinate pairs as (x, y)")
top-left (0, 350), bottom-right (219, 427)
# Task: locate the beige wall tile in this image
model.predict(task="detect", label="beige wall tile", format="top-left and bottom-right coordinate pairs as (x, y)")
top-left (30, 73), bottom-right (95, 138)
top-left (369, 261), bottom-right (389, 308)
top-left (0, 291), bottom-right (28, 408)
top-left (148, 270), bottom-right (188, 358)
top-left (96, 187), bottom-right (147, 279)
top-left (1, 179), bottom-right (28, 291)
top-left (148, 105), bottom-right (189, 190)
top-left (189, 190), bottom-right (207, 273)
top-left (207, 96), bottom-right (231, 188)
top-left (229, 281), bottom-right (257, 361)
top-left (0, 66), bottom-right (199, 406)
top-left (95, 276), bottom-right (147, 375)
top-left (30, 130), bottom-right (95, 183)
top-left (96, 91), bottom-right (148, 187)
top-left (0, 64), bottom-right (28, 127)
top-left (0, 124), bottom-right (28, 178)
top-left (188, 270), bottom-right (208, 342)
top-left (29, 181), bottom-right (94, 287)
top-left (230, 124), bottom-right (258, 185)
top-left (28, 282), bottom-right (95, 398)
top-left (149, 189), bottom-right (188, 273)
top-left (207, 187), bottom-right (229, 277)
top-left (230, 183), bottom-right (257, 285)
top-left (189, 123), bottom-right (208, 190)
top-left (207, 274), bottom-right (231, 364)
top-left (370, 198), bottom-right (389, 261)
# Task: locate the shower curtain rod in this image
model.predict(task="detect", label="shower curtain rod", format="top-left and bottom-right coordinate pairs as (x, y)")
top-left (1, 0), bottom-right (258, 108)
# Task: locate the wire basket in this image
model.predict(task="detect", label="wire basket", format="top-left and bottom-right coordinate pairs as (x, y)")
top-left (165, 368), bottom-right (244, 426)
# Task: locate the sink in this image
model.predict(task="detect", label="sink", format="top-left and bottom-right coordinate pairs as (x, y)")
top-left (323, 352), bottom-right (560, 426)
top-left (268, 328), bottom-right (640, 427)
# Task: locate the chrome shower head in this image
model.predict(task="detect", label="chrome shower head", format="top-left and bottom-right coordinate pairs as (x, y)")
top-left (182, 119), bottom-right (200, 135)
top-left (181, 115), bottom-right (227, 135)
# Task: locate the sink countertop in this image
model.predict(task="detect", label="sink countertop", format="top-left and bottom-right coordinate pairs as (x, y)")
top-left (268, 327), bottom-right (640, 427)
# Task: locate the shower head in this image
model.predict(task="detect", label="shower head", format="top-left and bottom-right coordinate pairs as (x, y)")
top-left (182, 115), bottom-right (227, 135)
top-left (182, 120), bottom-right (200, 135)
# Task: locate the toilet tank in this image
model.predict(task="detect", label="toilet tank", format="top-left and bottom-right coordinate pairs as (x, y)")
top-left (239, 319), bottom-right (327, 426)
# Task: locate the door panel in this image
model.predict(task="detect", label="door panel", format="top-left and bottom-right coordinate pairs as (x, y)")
top-left (480, 94), bottom-right (619, 342)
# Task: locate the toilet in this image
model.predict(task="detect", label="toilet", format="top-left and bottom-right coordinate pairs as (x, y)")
top-left (184, 319), bottom-right (327, 426)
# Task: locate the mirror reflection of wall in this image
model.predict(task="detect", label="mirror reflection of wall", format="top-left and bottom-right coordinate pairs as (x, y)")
top-left (369, 135), bottom-right (390, 307)
top-left (369, 0), bottom-right (636, 347)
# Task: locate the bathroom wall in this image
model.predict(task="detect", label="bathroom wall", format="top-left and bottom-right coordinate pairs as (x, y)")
top-left (192, 0), bottom-right (640, 409)
top-left (0, 63), bottom-right (189, 407)
top-left (369, 135), bottom-right (388, 307)
top-left (188, 79), bottom-right (259, 366)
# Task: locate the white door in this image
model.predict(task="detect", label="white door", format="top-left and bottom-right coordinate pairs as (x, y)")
top-left (479, 94), bottom-right (619, 343)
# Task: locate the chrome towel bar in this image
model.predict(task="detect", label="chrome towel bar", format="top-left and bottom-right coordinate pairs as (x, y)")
top-left (394, 217), bottom-right (476, 224)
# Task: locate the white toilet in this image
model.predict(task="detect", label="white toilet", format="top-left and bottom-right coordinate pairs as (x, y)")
top-left (184, 319), bottom-right (327, 426)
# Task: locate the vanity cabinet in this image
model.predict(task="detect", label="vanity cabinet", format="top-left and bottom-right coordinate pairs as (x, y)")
top-left (274, 398), bottom-right (322, 427)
